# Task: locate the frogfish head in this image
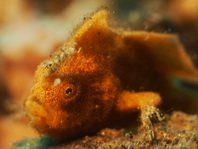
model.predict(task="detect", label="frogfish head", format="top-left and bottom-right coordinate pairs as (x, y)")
top-left (25, 43), bottom-right (120, 138)
top-left (25, 9), bottom-right (122, 138)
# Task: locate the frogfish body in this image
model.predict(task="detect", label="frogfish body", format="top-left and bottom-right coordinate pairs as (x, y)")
top-left (25, 10), bottom-right (198, 139)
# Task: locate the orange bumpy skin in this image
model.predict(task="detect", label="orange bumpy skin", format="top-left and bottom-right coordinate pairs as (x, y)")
top-left (25, 10), bottom-right (198, 139)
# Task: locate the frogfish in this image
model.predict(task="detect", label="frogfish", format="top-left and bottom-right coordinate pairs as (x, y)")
top-left (25, 9), bottom-right (198, 139)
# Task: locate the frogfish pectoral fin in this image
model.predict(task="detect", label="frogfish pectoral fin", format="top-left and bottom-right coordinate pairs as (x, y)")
top-left (115, 91), bottom-right (161, 114)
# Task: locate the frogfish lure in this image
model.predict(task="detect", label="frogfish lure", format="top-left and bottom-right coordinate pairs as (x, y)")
top-left (25, 9), bottom-right (198, 139)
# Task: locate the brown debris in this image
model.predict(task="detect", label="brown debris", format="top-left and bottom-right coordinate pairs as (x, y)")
top-left (53, 111), bottom-right (198, 149)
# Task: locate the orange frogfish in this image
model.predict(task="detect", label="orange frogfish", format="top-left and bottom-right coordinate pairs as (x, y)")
top-left (25, 9), bottom-right (198, 139)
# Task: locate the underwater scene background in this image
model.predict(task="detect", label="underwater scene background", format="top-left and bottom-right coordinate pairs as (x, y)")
top-left (0, 0), bottom-right (198, 148)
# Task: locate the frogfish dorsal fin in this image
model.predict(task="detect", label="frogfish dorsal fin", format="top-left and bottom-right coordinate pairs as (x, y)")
top-left (123, 32), bottom-right (198, 81)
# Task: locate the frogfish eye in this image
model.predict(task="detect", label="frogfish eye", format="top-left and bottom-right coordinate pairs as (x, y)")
top-left (61, 76), bottom-right (80, 99)
top-left (65, 88), bottom-right (73, 94)
top-left (64, 85), bottom-right (78, 99)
